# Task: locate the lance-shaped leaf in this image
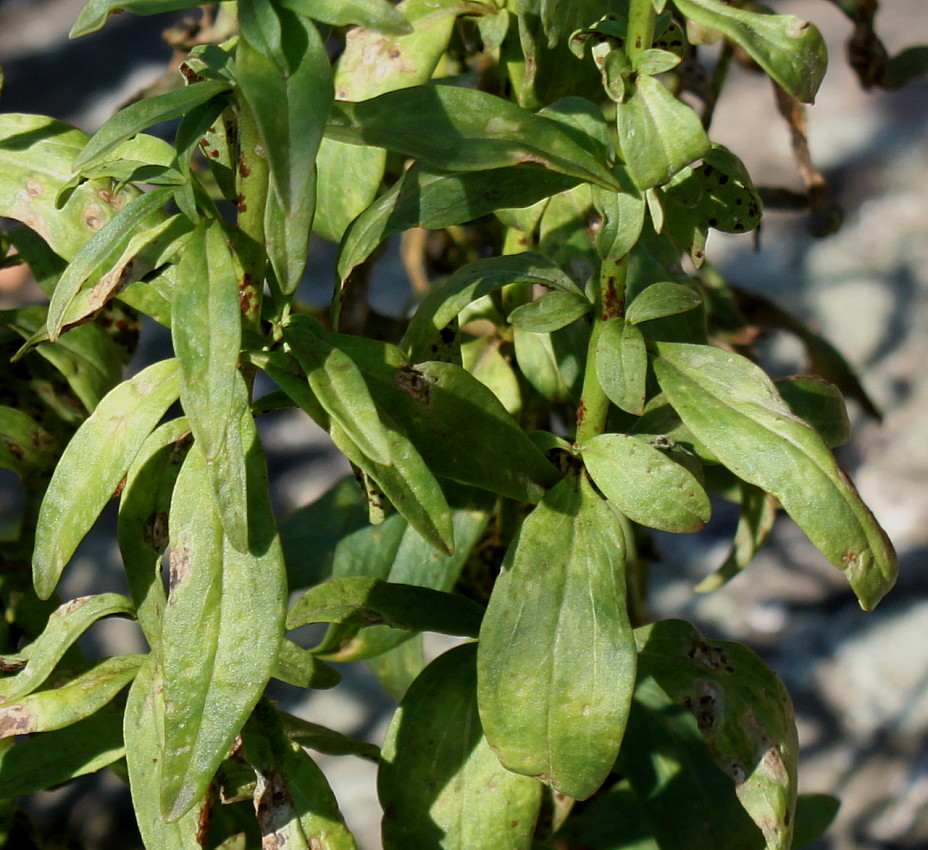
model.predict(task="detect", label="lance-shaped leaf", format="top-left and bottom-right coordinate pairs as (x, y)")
top-left (0, 655), bottom-right (143, 739)
top-left (33, 358), bottom-right (181, 599)
top-left (0, 594), bottom-right (134, 704)
top-left (635, 619), bottom-right (800, 850)
top-left (75, 80), bottom-right (232, 171)
top-left (161, 428), bottom-right (286, 821)
top-left (283, 317), bottom-right (392, 465)
top-left (513, 325), bottom-right (585, 404)
top-left (242, 700), bottom-right (358, 850)
top-left (172, 220), bottom-right (241, 465)
top-left (775, 375), bottom-right (850, 449)
top-left (236, 3), bottom-right (333, 293)
top-left (508, 289), bottom-right (591, 333)
top-left (477, 474), bottom-right (636, 800)
top-left (615, 676), bottom-right (766, 850)
top-left (124, 656), bottom-right (203, 849)
top-left (594, 317), bottom-right (648, 415)
top-left (118, 418), bottom-right (191, 648)
top-left (280, 711), bottom-right (380, 761)
top-left (626, 281), bottom-right (703, 325)
top-left (653, 342), bottom-right (897, 610)
top-left (0, 114), bottom-right (139, 262)
top-left (381, 643), bottom-right (543, 850)
top-left (580, 433), bottom-right (710, 533)
top-left (0, 710), bottom-right (124, 798)
top-left (46, 187), bottom-right (172, 340)
top-left (696, 482), bottom-right (778, 593)
top-left (337, 164), bottom-right (580, 286)
top-left (672, 0), bottom-right (827, 103)
top-left (286, 576), bottom-right (484, 638)
top-left (327, 85), bottom-right (621, 191)
top-left (616, 74), bottom-right (710, 190)
top-left (402, 252), bottom-right (580, 360)
top-left (272, 640), bottom-right (341, 690)
top-left (279, 0), bottom-right (410, 32)
top-left (71, 0), bottom-right (234, 37)
top-left (0, 406), bottom-right (56, 478)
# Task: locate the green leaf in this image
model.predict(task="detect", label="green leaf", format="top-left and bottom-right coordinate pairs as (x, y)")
top-left (279, 0), bottom-right (410, 31)
top-left (653, 342), bottom-right (897, 610)
top-left (593, 317), bottom-right (648, 415)
top-left (513, 324), bottom-right (585, 404)
top-left (337, 164), bottom-right (580, 286)
top-left (775, 375), bottom-right (850, 449)
top-left (672, 0), bottom-right (827, 103)
top-left (380, 643), bottom-right (543, 849)
top-left (70, 0), bottom-right (227, 37)
top-left (282, 317), bottom-right (392, 466)
top-left (272, 639), bottom-right (341, 690)
top-left (615, 74), bottom-right (710, 189)
top-left (172, 221), bottom-right (242, 464)
top-left (0, 594), bottom-right (134, 704)
top-left (580, 433), bottom-right (710, 533)
top-left (0, 710), bottom-right (124, 798)
top-left (551, 777), bottom-right (658, 849)
top-left (366, 636), bottom-right (425, 702)
top-left (45, 187), bottom-right (174, 339)
top-left (76, 80), bottom-right (232, 171)
top-left (0, 114), bottom-right (141, 262)
top-left (123, 656), bottom-right (203, 849)
top-left (0, 406), bottom-right (56, 478)
top-left (626, 281), bottom-right (703, 324)
top-left (461, 335), bottom-right (522, 416)
top-left (477, 474), bottom-right (635, 800)
top-left (327, 85), bottom-right (622, 191)
top-left (791, 793), bottom-right (840, 849)
top-left (242, 700), bottom-right (358, 850)
top-left (33, 358), bottom-right (181, 599)
top-left (695, 482), bottom-right (778, 593)
top-left (0, 655), bottom-right (142, 738)
top-left (118, 418), bottom-right (191, 648)
top-left (508, 289), bottom-right (591, 333)
top-left (236, 5), bottom-right (333, 293)
top-left (287, 576), bottom-right (484, 638)
top-left (160, 431), bottom-right (286, 821)
top-left (279, 711), bottom-right (380, 761)
top-left (402, 252), bottom-right (580, 361)
top-left (592, 180), bottom-right (646, 260)
top-left (615, 676), bottom-right (765, 850)
top-left (635, 619), bottom-right (799, 850)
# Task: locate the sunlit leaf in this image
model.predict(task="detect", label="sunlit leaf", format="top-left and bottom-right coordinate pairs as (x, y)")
top-left (626, 281), bottom-right (703, 324)
top-left (478, 473), bottom-right (635, 799)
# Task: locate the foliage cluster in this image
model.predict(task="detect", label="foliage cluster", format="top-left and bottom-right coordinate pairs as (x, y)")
top-left (0, 0), bottom-right (923, 847)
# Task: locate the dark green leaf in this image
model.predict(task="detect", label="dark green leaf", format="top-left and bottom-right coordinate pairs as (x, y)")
top-left (366, 636), bottom-right (425, 702)
top-left (775, 375), bottom-right (850, 448)
top-left (513, 324), bottom-right (586, 404)
top-left (673, 0), bottom-right (826, 102)
top-left (286, 576), bottom-right (484, 638)
top-left (551, 778), bottom-right (658, 849)
top-left (242, 700), bottom-right (357, 849)
top-left (791, 793), bottom-right (840, 849)
top-left (653, 342), bottom-right (897, 610)
top-left (381, 643), bottom-right (543, 849)
top-left (615, 676), bottom-right (765, 850)
top-left (636, 619), bottom-right (799, 849)
top-left (580, 433), bottom-right (710, 533)
top-left (478, 474), bottom-right (635, 800)
top-left (272, 640), bottom-right (341, 690)
top-left (70, 0), bottom-right (227, 37)
top-left (0, 406), bottom-right (56, 478)
top-left (0, 710), bottom-right (124, 798)
top-left (33, 358), bottom-right (181, 599)
top-left (615, 73), bottom-right (710, 189)
top-left (279, 711), bottom-right (380, 761)
top-left (885, 45), bottom-right (928, 89)
top-left (75, 81), bottom-right (232, 171)
top-left (279, 0), bottom-right (410, 31)
top-left (594, 317), bottom-right (647, 415)
top-left (327, 85), bottom-right (621, 191)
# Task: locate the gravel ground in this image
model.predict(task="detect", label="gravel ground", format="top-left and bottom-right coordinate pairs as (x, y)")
top-left (1, 1), bottom-right (926, 848)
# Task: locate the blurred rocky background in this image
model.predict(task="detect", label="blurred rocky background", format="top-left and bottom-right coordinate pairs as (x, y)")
top-left (0, 0), bottom-right (926, 847)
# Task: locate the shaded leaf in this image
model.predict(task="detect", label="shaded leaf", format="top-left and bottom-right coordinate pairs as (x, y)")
top-left (279, 0), bottom-right (410, 32)
top-left (653, 342), bottom-right (896, 610)
top-left (508, 289), bottom-right (591, 333)
top-left (0, 407), bottom-right (56, 478)
top-left (791, 793), bottom-right (840, 849)
top-left (33, 358), bottom-right (181, 599)
top-left (775, 375), bottom-right (850, 448)
top-left (477, 474), bottom-right (635, 800)
top-left (279, 711), bottom-right (380, 761)
top-left (626, 281), bottom-right (703, 324)
top-left (272, 640), bottom-right (341, 690)
top-left (593, 317), bottom-right (648, 415)
top-left (70, 0), bottom-right (226, 37)
top-left (381, 643), bottom-right (543, 849)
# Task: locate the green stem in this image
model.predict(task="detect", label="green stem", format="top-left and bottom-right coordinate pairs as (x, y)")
top-left (575, 254), bottom-right (628, 445)
top-left (626, 0), bottom-right (657, 64)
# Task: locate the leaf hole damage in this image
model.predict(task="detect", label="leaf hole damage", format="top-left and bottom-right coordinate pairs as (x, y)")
top-left (687, 636), bottom-right (734, 673)
top-left (394, 365), bottom-right (434, 404)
